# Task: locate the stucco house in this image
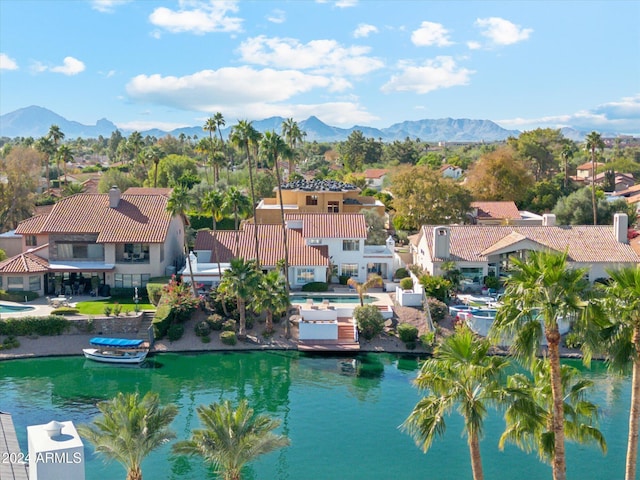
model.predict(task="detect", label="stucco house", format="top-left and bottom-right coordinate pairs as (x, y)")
top-left (410, 213), bottom-right (638, 287)
top-left (188, 213), bottom-right (395, 288)
top-left (363, 169), bottom-right (388, 190)
top-left (0, 187), bottom-right (185, 296)
top-left (440, 164), bottom-right (463, 179)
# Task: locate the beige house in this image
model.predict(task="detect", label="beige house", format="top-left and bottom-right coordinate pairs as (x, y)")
top-left (0, 187), bottom-right (185, 296)
top-left (255, 179), bottom-right (385, 224)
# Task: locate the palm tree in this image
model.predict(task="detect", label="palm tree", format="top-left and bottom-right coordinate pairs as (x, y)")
top-left (172, 399), bottom-right (290, 480)
top-left (201, 189), bottom-right (226, 284)
top-left (218, 258), bottom-right (260, 338)
top-left (128, 131), bottom-right (144, 163)
top-left (78, 392), bottom-right (178, 480)
top-left (599, 266), bottom-right (640, 480)
top-left (62, 181), bottom-right (85, 197)
top-left (347, 273), bottom-right (383, 306)
top-left (259, 131), bottom-right (292, 336)
top-left (560, 141), bottom-right (575, 190)
top-left (585, 131), bottom-right (605, 225)
top-left (223, 186), bottom-right (251, 256)
top-left (56, 144), bottom-right (73, 186)
top-left (491, 250), bottom-right (590, 480)
top-left (499, 358), bottom-right (606, 465)
top-left (213, 112), bottom-right (229, 181)
top-left (231, 120), bottom-right (262, 265)
top-left (167, 186), bottom-right (198, 297)
top-left (144, 146), bottom-right (164, 188)
top-left (281, 118), bottom-right (305, 180)
top-left (255, 270), bottom-right (290, 334)
top-left (47, 124), bottom-right (65, 186)
top-left (402, 326), bottom-right (509, 480)
top-left (35, 136), bottom-right (55, 191)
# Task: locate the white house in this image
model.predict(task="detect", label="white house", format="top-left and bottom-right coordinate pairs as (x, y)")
top-left (440, 164), bottom-right (463, 179)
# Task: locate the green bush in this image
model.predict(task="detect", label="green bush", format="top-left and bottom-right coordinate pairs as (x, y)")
top-left (420, 332), bottom-right (436, 348)
top-left (339, 275), bottom-right (350, 285)
top-left (425, 298), bottom-right (448, 323)
top-left (0, 316), bottom-right (69, 336)
top-left (112, 303), bottom-right (122, 317)
top-left (354, 304), bottom-right (384, 341)
top-left (201, 335), bottom-right (211, 344)
top-left (0, 336), bottom-right (20, 350)
top-left (0, 290), bottom-right (39, 302)
top-left (146, 282), bottom-right (165, 306)
top-left (222, 319), bottom-right (236, 332)
top-left (220, 331), bottom-right (237, 345)
top-left (152, 301), bottom-right (172, 338)
top-left (399, 277), bottom-right (414, 290)
top-left (301, 282), bottom-right (329, 292)
top-left (50, 307), bottom-right (79, 316)
top-left (404, 341), bottom-right (417, 350)
top-left (207, 314), bottom-right (224, 331)
top-left (103, 306), bottom-right (112, 317)
top-left (484, 275), bottom-right (501, 290)
top-left (167, 323), bottom-right (185, 342)
top-left (394, 268), bottom-right (410, 279)
top-left (564, 332), bottom-right (582, 349)
top-left (195, 320), bottom-right (211, 337)
top-left (419, 275), bottom-right (452, 303)
top-left (398, 323), bottom-right (419, 343)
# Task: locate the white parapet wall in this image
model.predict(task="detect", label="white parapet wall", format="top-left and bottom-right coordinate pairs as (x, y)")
top-left (27, 420), bottom-right (85, 480)
top-left (299, 319), bottom-right (339, 340)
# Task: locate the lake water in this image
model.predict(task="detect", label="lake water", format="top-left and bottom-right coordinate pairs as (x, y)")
top-left (0, 352), bottom-right (633, 479)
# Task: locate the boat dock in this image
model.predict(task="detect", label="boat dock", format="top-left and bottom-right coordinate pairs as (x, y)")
top-left (0, 412), bottom-right (29, 480)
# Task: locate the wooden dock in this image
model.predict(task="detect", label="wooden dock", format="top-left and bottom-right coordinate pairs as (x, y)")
top-left (0, 412), bottom-right (29, 480)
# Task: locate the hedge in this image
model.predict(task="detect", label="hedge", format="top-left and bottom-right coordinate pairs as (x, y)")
top-left (0, 290), bottom-right (39, 302)
top-left (301, 282), bottom-right (329, 292)
top-left (146, 283), bottom-right (165, 306)
top-left (0, 316), bottom-right (70, 336)
top-left (50, 307), bottom-right (80, 316)
top-left (152, 301), bottom-right (172, 338)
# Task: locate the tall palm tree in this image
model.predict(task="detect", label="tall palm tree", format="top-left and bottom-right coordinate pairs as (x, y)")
top-left (201, 189), bottom-right (226, 284)
top-left (203, 117), bottom-right (218, 182)
top-left (212, 112), bottom-right (229, 181)
top-left (281, 118), bottom-right (305, 180)
top-left (347, 273), bottom-right (383, 306)
top-left (223, 186), bottom-right (251, 257)
top-left (599, 266), bottom-right (640, 480)
top-left (491, 250), bottom-right (590, 480)
top-left (172, 399), bottom-right (290, 480)
top-left (167, 186), bottom-right (198, 297)
top-left (230, 120), bottom-right (262, 265)
top-left (128, 131), bottom-right (144, 163)
top-left (35, 135), bottom-right (55, 191)
top-left (56, 144), bottom-right (73, 186)
top-left (78, 392), bottom-right (178, 480)
top-left (402, 326), bottom-right (509, 480)
top-left (585, 131), bottom-right (605, 225)
top-left (255, 270), bottom-right (290, 333)
top-left (218, 258), bottom-right (260, 338)
top-left (499, 358), bottom-right (606, 465)
top-left (560, 141), bottom-right (575, 190)
top-left (47, 124), bottom-right (65, 186)
top-left (144, 145), bottom-right (164, 188)
top-left (259, 131), bottom-right (292, 336)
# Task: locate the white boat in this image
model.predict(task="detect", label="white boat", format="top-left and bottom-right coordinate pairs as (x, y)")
top-left (83, 337), bottom-right (148, 364)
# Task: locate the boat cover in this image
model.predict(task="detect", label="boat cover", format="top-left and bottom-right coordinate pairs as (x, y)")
top-left (89, 337), bottom-right (144, 348)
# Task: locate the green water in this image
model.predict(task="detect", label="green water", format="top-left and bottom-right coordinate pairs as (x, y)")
top-left (0, 352), bottom-right (633, 479)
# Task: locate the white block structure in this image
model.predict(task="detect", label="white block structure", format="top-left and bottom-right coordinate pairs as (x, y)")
top-left (27, 420), bottom-right (85, 480)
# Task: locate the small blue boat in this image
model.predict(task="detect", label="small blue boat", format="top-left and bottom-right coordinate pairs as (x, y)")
top-left (83, 337), bottom-right (148, 364)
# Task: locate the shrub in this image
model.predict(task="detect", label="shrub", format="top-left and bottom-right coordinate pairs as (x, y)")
top-left (195, 320), bottom-right (211, 337)
top-left (420, 332), bottom-right (436, 348)
top-left (111, 303), bottom-right (122, 317)
top-left (245, 314), bottom-right (255, 330)
top-left (0, 336), bottom-right (20, 350)
top-left (0, 316), bottom-right (69, 336)
top-left (394, 268), bottom-right (410, 279)
top-left (301, 282), bottom-right (329, 292)
top-left (399, 277), bottom-right (414, 290)
top-left (167, 323), bottom-right (185, 342)
top-left (220, 331), bottom-right (237, 345)
top-left (425, 297), bottom-right (448, 324)
top-left (564, 332), bottom-right (582, 349)
top-left (419, 275), bottom-right (452, 303)
top-left (398, 323), bottom-right (419, 343)
top-left (408, 264), bottom-right (424, 277)
top-left (222, 319), bottom-right (236, 332)
top-left (146, 282), bottom-right (165, 306)
top-left (405, 341), bottom-right (417, 350)
top-left (207, 314), bottom-right (225, 331)
top-left (484, 275), bottom-right (501, 290)
top-left (0, 290), bottom-right (39, 302)
top-left (339, 275), bottom-right (350, 285)
top-left (103, 306), bottom-right (112, 317)
top-left (201, 335), bottom-right (211, 344)
top-left (354, 304), bottom-right (384, 341)
top-left (152, 301), bottom-right (172, 339)
top-left (50, 307), bottom-right (79, 316)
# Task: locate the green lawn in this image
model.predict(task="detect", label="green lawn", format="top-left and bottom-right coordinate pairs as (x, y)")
top-left (75, 297), bottom-right (155, 315)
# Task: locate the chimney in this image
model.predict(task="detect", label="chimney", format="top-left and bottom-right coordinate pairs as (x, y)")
top-left (108, 185), bottom-right (121, 208)
top-left (542, 213), bottom-right (556, 227)
top-left (432, 226), bottom-right (450, 259)
top-left (614, 213), bottom-right (628, 244)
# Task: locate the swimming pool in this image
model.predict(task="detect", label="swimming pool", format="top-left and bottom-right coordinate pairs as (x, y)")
top-left (290, 294), bottom-right (374, 304)
top-left (0, 304), bottom-right (36, 314)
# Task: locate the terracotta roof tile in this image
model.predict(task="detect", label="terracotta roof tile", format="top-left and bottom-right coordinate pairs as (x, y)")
top-left (364, 169), bottom-right (388, 179)
top-left (286, 213), bottom-right (367, 238)
top-left (471, 201), bottom-right (521, 220)
top-left (0, 248), bottom-right (49, 273)
top-left (124, 187), bottom-right (173, 196)
top-left (15, 215), bottom-right (48, 235)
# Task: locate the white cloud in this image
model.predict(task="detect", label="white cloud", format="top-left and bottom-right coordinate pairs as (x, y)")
top-left (411, 21), bottom-right (453, 47)
top-left (266, 9), bottom-right (286, 24)
top-left (353, 23), bottom-right (378, 38)
top-left (466, 41), bottom-right (481, 50)
top-left (0, 53), bottom-right (18, 70)
top-left (238, 36), bottom-right (384, 76)
top-left (315, 0), bottom-right (357, 7)
top-left (149, 0), bottom-right (242, 35)
top-left (50, 57), bottom-right (86, 75)
top-left (475, 17), bottom-right (532, 46)
top-left (381, 56), bottom-right (474, 94)
top-left (90, 0), bottom-right (130, 13)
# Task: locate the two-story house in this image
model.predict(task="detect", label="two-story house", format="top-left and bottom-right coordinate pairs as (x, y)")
top-left (0, 187), bottom-right (185, 296)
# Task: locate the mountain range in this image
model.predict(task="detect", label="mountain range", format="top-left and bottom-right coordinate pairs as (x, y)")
top-left (0, 105), bottom-right (590, 143)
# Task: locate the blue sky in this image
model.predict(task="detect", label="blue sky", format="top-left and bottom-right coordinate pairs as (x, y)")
top-left (1, 0), bottom-right (639, 134)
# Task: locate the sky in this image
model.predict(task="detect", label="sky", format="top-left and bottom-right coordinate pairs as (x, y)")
top-left (1, 0), bottom-right (639, 134)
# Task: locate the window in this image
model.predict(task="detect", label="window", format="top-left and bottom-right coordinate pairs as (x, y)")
top-left (343, 239), bottom-right (359, 251)
top-left (119, 244), bottom-right (150, 263)
top-left (328, 201), bottom-right (339, 213)
top-left (25, 235), bottom-right (37, 247)
top-left (296, 268), bottom-right (315, 284)
top-left (308, 238), bottom-right (322, 245)
top-left (57, 243), bottom-right (104, 260)
top-left (306, 195), bottom-right (318, 206)
top-left (7, 277), bottom-right (23, 290)
top-left (29, 276), bottom-right (41, 291)
top-left (341, 263), bottom-right (358, 277)
top-left (460, 267), bottom-right (483, 284)
top-left (114, 274), bottom-right (151, 288)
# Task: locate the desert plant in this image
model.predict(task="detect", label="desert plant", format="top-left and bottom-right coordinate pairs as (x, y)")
top-left (207, 314), bottom-right (225, 331)
top-left (398, 323), bottom-right (419, 343)
top-left (425, 297), bottom-right (448, 323)
top-left (112, 303), bottom-right (122, 317)
top-left (195, 321), bottom-right (211, 337)
top-left (222, 319), bottom-right (236, 332)
top-left (354, 304), bottom-right (384, 340)
top-left (103, 306), bottom-right (112, 317)
top-left (220, 331), bottom-right (237, 345)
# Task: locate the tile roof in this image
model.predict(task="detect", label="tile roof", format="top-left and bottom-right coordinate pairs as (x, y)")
top-left (286, 213), bottom-right (367, 238)
top-left (420, 224), bottom-right (640, 263)
top-left (0, 246), bottom-right (49, 274)
top-left (18, 193), bottom-right (174, 243)
top-left (15, 215), bottom-right (48, 235)
top-left (471, 201), bottom-right (521, 220)
top-left (613, 184), bottom-right (640, 196)
top-left (364, 169), bottom-right (388, 179)
top-left (195, 224), bottom-right (329, 267)
top-left (577, 162), bottom-right (605, 171)
top-left (124, 187), bottom-right (173, 196)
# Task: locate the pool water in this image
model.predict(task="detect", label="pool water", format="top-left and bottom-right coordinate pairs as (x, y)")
top-left (290, 295), bottom-right (374, 304)
top-left (0, 304), bottom-right (35, 313)
top-left (0, 353), bottom-right (633, 479)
